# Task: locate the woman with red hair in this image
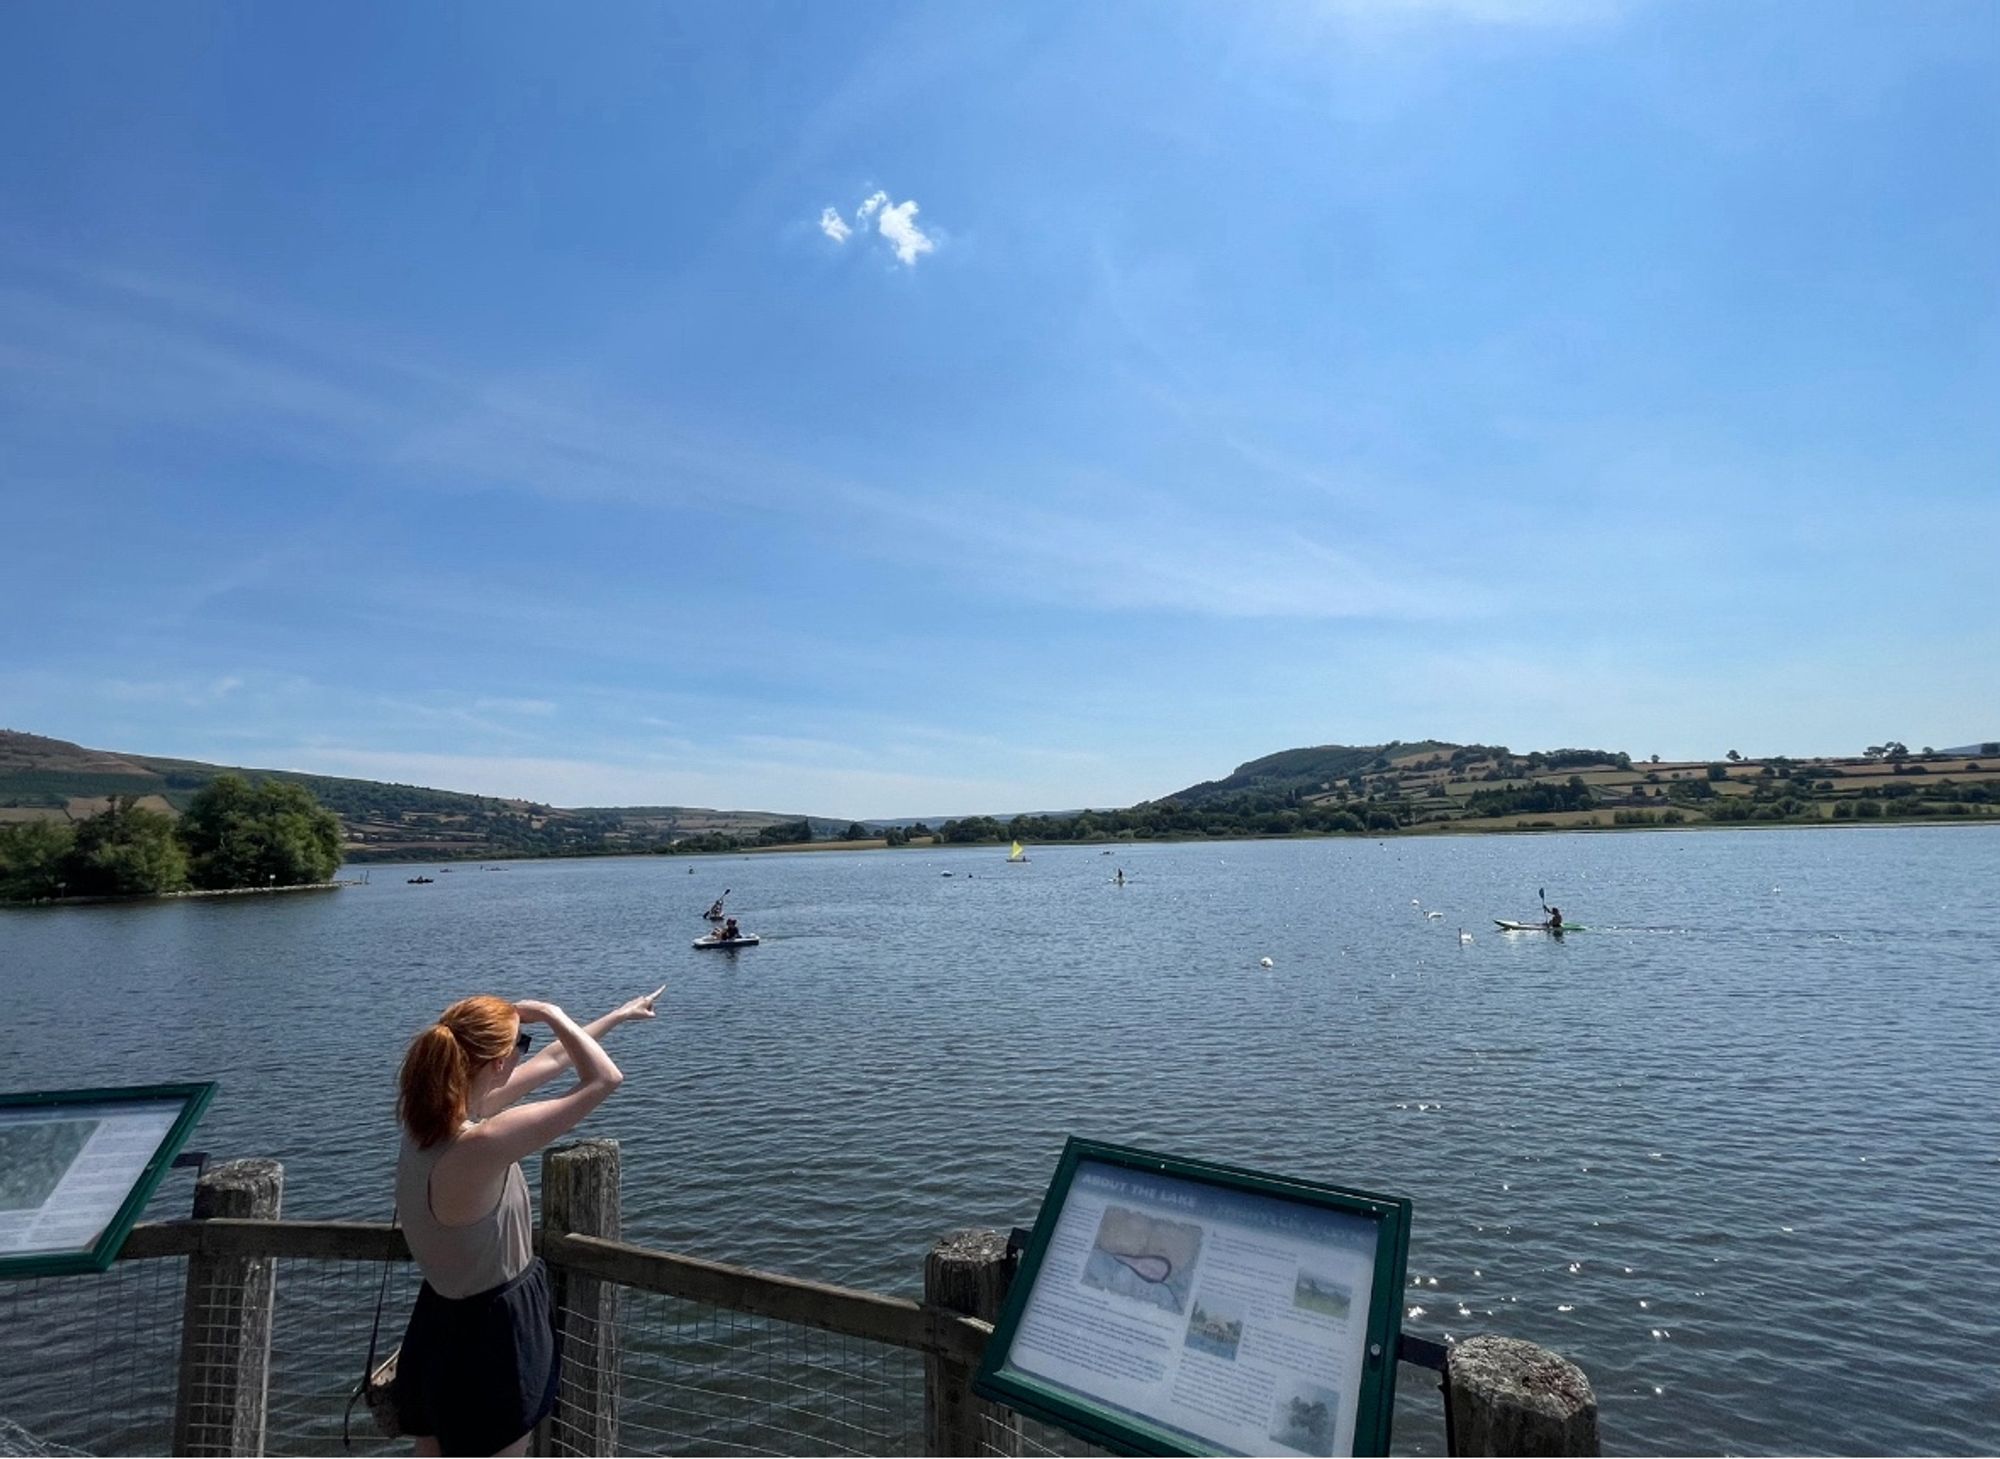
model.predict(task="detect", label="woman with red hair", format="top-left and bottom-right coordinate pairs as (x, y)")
top-left (393, 986), bottom-right (659, 1456)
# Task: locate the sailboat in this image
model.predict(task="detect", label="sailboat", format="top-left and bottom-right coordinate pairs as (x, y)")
top-left (1007, 840), bottom-right (1030, 863)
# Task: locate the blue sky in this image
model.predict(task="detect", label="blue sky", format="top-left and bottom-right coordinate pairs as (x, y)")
top-left (3, 1), bottom-right (1994, 817)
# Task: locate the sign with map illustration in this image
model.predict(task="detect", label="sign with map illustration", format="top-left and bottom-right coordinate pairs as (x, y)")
top-left (0, 1084), bottom-right (216, 1276)
top-left (975, 1139), bottom-right (1411, 1457)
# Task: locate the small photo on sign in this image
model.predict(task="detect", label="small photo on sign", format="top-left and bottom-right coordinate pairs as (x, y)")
top-left (1183, 1292), bottom-right (1245, 1361)
top-left (1292, 1269), bottom-right (1353, 1321)
top-left (1270, 1378), bottom-right (1342, 1457)
top-left (1080, 1205), bottom-right (1204, 1316)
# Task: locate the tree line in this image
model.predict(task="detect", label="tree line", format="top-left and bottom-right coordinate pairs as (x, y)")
top-left (0, 775), bottom-right (343, 902)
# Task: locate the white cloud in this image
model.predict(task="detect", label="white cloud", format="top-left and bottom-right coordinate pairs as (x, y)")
top-left (874, 198), bottom-right (936, 267)
top-left (817, 190), bottom-right (937, 268)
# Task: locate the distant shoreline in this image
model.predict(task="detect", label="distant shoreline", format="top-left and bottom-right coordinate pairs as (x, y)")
top-left (348, 814), bottom-right (1999, 868)
top-left (7, 881), bottom-right (349, 909)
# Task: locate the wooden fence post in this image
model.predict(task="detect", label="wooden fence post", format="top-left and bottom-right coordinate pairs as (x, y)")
top-left (171, 1158), bottom-right (284, 1457)
top-left (924, 1228), bottom-right (1019, 1458)
top-left (539, 1138), bottom-right (622, 1457)
top-left (1446, 1335), bottom-right (1600, 1456)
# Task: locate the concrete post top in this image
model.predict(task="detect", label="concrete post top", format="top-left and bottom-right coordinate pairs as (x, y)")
top-left (1449, 1336), bottom-right (1596, 1416)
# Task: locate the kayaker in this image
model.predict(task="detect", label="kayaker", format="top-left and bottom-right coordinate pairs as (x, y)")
top-left (720, 917), bottom-right (741, 941)
top-left (1546, 906), bottom-right (1564, 930)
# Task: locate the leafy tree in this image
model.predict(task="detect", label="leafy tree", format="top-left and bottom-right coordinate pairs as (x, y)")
top-left (67, 799), bottom-right (188, 896)
top-left (842, 822), bottom-right (869, 841)
top-left (1726, 749), bottom-right (1742, 762)
top-left (0, 819), bottom-right (77, 901)
top-left (179, 775), bottom-right (343, 888)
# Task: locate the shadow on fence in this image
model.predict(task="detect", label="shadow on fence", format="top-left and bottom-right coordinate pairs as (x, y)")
top-left (0, 1146), bottom-right (1599, 1457)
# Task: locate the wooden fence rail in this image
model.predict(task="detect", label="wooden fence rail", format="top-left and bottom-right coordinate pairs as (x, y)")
top-left (94, 1143), bottom-right (1597, 1456)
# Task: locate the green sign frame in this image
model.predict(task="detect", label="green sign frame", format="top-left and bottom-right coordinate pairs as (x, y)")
top-left (973, 1138), bottom-right (1412, 1457)
top-left (0, 1082), bottom-right (217, 1278)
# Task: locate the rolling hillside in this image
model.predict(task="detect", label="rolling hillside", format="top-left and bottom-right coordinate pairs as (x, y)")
top-left (0, 731), bottom-right (842, 861)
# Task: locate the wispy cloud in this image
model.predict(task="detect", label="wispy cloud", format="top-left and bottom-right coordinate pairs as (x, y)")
top-left (474, 696), bottom-right (557, 717)
top-left (4, 262), bottom-right (1477, 626)
top-left (816, 188), bottom-right (939, 267)
top-left (1317, 0), bottom-right (1624, 27)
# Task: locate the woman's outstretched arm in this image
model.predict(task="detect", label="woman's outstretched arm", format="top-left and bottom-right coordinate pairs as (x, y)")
top-left (455, 1002), bottom-right (624, 1172)
top-left (480, 986), bottom-right (662, 1114)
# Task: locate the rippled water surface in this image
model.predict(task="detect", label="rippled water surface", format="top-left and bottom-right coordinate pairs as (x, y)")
top-left (7, 826), bottom-right (2000, 1454)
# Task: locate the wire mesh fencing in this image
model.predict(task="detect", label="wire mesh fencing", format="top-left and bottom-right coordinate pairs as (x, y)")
top-left (553, 1283), bottom-right (930, 1456)
top-left (991, 1410), bottom-right (1115, 1458)
top-left (262, 1255), bottom-right (424, 1457)
top-left (0, 1258), bottom-right (185, 1455)
top-left (2, 1246), bottom-right (1108, 1459)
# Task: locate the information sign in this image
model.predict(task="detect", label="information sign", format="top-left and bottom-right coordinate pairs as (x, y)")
top-left (0, 1083), bottom-right (216, 1277)
top-left (974, 1139), bottom-right (1411, 1457)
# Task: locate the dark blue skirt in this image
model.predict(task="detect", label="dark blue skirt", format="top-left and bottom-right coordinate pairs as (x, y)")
top-left (396, 1257), bottom-right (559, 1456)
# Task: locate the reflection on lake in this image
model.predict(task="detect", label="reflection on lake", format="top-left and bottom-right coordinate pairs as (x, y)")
top-left (6, 825), bottom-right (1998, 1454)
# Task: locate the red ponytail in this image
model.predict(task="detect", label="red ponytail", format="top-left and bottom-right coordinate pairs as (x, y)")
top-left (398, 995), bottom-right (517, 1148)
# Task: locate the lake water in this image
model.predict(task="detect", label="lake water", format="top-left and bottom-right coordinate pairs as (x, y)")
top-left (6, 826), bottom-right (1999, 1455)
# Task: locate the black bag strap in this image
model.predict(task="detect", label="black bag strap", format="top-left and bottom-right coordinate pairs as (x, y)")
top-left (342, 1201), bottom-right (398, 1452)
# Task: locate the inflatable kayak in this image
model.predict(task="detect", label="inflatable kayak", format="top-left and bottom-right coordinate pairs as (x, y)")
top-left (1493, 919), bottom-right (1580, 932)
top-left (693, 933), bottom-right (760, 948)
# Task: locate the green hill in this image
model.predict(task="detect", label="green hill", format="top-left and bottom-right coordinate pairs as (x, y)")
top-left (8, 728), bottom-right (1997, 858)
top-left (1166, 740), bottom-right (1457, 805)
top-left (0, 730), bottom-right (833, 861)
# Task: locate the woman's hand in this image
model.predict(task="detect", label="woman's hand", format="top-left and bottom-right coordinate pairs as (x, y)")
top-left (616, 985), bottom-right (667, 1024)
top-left (514, 999), bottom-right (564, 1025)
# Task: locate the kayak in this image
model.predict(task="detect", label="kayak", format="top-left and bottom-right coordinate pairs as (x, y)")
top-left (1493, 919), bottom-right (1577, 932)
top-left (693, 933), bottom-right (760, 948)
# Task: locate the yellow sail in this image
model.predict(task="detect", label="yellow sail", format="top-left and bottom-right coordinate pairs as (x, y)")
top-left (1008, 840), bottom-right (1028, 862)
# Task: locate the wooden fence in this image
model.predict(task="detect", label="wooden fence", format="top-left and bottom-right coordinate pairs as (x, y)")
top-left (53, 1145), bottom-right (1600, 1456)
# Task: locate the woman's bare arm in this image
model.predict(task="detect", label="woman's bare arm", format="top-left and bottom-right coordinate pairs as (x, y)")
top-left (481, 987), bottom-right (662, 1114)
top-left (451, 1002), bottom-right (623, 1176)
